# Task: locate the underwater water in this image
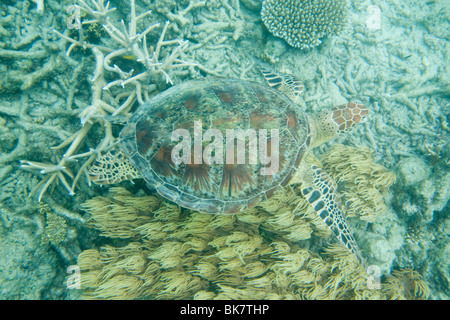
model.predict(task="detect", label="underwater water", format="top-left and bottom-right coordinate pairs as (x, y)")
top-left (0, 0), bottom-right (448, 300)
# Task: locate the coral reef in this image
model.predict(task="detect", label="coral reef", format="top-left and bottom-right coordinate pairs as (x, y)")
top-left (393, 162), bottom-right (449, 298)
top-left (0, 2), bottom-right (64, 94)
top-left (75, 145), bottom-right (413, 300)
top-left (382, 268), bottom-right (430, 300)
top-left (77, 188), bottom-right (362, 299)
top-left (0, 191), bottom-right (83, 299)
top-left (318, 146), bottom-right (400, 275)
top-left (0, 221), bottom-right (59, 299)
top-left (261, 0), bottom-right (347, 49)
top-left (21, 0), bottom-right (202, 201)
top-left (0, 0), bottom-right (255, 299)
top-left (77, 184), bottom-right (429, 300)
top-left (0, 0), bottom-right (447, 300)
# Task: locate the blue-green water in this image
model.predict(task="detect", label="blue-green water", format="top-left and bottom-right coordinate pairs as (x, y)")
top-left (0, 0), bottom-right (448, 300)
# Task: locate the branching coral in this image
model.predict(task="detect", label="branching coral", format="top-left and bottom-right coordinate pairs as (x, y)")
top-left (78, 185), bottom-right (431, 300)
top-left (21, 0), bottom-right (201, 201)
top-left (74, 139), bottom-right (429, 300)
top-left (20, 47), bottom-right (115, 201)
top-left (56, 0), bottom-right (198, 97)
top-left (261, 0), bottom-right (347, 49)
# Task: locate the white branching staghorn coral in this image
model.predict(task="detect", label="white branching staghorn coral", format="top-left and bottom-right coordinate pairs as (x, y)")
top-left (21, 0), bottom-right (200, 201)
top-left (32, 0), bottom-right (45, 13)
top-left (55, 0), bottom-right (198, 102)
top-left (21, 47), bottom-right (117, 201)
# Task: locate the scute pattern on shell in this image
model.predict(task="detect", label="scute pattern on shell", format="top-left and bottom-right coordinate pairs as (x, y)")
top-left (120, 79), bottom-right (310, 214)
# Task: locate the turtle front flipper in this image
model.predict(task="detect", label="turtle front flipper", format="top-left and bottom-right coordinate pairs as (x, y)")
top-left (257, 65), bottom-right (304, 103)
top-left (299, 162), bottom-right (366, 267)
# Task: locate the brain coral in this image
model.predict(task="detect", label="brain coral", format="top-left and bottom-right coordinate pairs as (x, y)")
top-left (261, 0), bottom-right (348, 49)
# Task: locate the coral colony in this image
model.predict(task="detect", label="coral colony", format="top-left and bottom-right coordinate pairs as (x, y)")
top-left (1, 0), bottom-right (445, 300)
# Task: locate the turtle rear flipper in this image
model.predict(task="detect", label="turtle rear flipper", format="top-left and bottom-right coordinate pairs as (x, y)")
top-left (299, 162), bottom-right (366, 267)
top-left (89, 150), bottom-right (141, 185)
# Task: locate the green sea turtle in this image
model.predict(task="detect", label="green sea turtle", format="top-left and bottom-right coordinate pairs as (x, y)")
top-left (90, 68), bottom-right (369, 265)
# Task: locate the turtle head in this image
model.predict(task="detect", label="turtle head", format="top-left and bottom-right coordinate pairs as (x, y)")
top-left (330, 100), bottom-right (369, 133)
top-left (310, 100), bottom-right (368, 147)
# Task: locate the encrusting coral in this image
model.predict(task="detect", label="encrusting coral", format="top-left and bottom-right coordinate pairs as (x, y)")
top-left (39, 203), bottom-right (67, 245)
top-left (75, 146), bottom-right (429, 300)
top-left (261, 0), bottom-right (348, 49)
